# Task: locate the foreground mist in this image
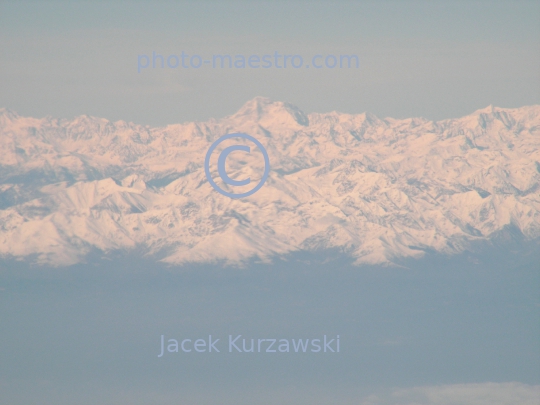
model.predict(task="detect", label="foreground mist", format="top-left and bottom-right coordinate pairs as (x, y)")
top-left (1, 243), bottom-right (538, 404)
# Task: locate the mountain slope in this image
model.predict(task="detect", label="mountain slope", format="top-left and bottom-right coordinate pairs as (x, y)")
top-left (1, 98), bottom-right (539, 266)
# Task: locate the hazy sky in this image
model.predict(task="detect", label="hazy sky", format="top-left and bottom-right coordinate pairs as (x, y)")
top-left (2, 3), bottom-right (540, 404)
top-left (1, 250), bottom-right (539, 404)
top-left (1, 0), bottom-right (539, 126)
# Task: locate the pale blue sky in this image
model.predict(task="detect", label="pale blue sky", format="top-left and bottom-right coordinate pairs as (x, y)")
top-left (1, 0), bottom-right (539, 125)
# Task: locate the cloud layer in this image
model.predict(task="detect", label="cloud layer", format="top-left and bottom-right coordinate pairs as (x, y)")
top-left (362, 382), bottom-right (540, 405)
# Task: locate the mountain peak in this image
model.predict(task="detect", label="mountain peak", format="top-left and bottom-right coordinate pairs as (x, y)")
top-left (478, 104), bottom-right (494, 111)
top-left (0, 108), bottom-right (20, 124)
top-left (231, 97), bottom-right (309, 127)
top-left (1, 102), bottom-right (539, 267)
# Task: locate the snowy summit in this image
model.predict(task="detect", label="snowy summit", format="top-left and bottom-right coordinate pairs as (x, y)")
top-left (0, 98), bottom-right (539, 266)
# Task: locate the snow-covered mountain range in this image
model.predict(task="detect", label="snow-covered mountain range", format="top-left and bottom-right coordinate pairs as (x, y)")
top-left (1, 97), bottom-right (539, 266)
